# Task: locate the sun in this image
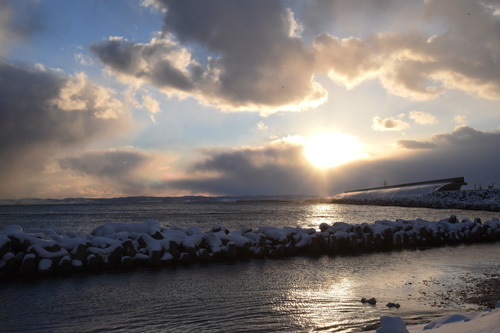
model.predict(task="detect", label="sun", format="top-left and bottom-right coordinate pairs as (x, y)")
top-left (303, 132), bottom-right (367, 169)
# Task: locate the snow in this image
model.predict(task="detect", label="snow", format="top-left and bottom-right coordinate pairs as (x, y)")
top-left (91, 220), bottom-right (162, 237)
top-left (368, 307), bottom-right (500, 333)
top-left (38, 259), bottom-right (52, 272)
top-left (337, 183), bottom-right (449, 200)
top-left (28, 244), bottom-right (68, 258)
top-left (333, 188), bottom-right (500, 211)
top-left (376, 316), bottom-right (408, 333)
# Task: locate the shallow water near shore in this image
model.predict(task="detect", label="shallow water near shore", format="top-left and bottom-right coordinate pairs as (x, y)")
top-left (1, 202), bottom-right (500, 332)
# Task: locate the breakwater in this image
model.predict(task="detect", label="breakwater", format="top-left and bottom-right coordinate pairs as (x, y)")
top-left (332, 189), bottom-right (500, 211)
top-left (1, 216), bottom-right (500, 277)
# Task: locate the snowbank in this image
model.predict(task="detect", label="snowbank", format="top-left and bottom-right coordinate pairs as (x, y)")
top-left (369, 306), bottom-right (500, 333)
top-left (1, 216), bottom-right (500, 277)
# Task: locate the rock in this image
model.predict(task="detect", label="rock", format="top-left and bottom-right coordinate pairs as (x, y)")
top-left (197, 249), bottom-right (211, 263)
top-left (179, 252), bottom-right (192, 264)
top-left (70, 242), bottom-right (88, 262)
top-left (134, 253), bottom-right (149, 266)
top-left (72, 260), bottom-right (84, 272)
top-left (149, 248), bottom-right (163, 266)
top-left (86, 254), bottom-right (99, 271)
top-left (161, 252), bottom-right (176, 265)
top-left (328, 235), bottom-right (339, 254)
top-left (386, 302), bottom-right (400, 308)
top-left (1, 252), bottom-right (18, 274)
top-left (361, 297), bottom-right (377, 305)
top-left (122, 239), bottom-right (137, 257)
top-left (38, 258), bottom-right (53, 274)
top-left (20, 253), bottom-right (37, 276)
top-left (151, 231), bottom-right (164, 240)
top-left (8, 235), bottom-right (31, 253)
top-left (319, 223), bottom-right (329, 232)
top-left (252, 246), bottom-right (266, 259)
top-left (376, 316), bottom-right (408, 333)
top-left (120, 256), bottom-right (135, 269)
top-left (0, 237), bottom-right (11, 258)
top-left (107, 245), bottom-right (123, 266)
top-left (58, 255), bottom-right (72, 274)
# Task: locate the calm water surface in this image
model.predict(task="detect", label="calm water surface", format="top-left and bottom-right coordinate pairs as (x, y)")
top-left (1, 202), bottom-right (499, 332)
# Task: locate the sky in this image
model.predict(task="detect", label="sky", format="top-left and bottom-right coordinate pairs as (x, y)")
top-left (0, 0), bottom-right (499, 199)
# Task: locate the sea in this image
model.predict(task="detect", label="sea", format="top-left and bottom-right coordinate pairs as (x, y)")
top-left (1, 201), bottom-right (500, 332)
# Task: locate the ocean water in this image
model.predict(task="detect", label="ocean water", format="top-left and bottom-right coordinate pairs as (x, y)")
top-left (1, 202), bottom-right (500, 332)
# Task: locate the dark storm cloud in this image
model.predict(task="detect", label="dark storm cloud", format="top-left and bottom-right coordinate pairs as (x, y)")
top-left (0, 62), bottom-right (130, 198)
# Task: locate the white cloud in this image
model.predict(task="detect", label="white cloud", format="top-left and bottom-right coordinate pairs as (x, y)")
top-left (454, 115), bottom-right (468, 125)
top-left (409, 111), bottom-right (436, 124)
top-left (257, 121), bottom-right (268, 130)
top-left (91, 1), bottom-right (500, 114)
top-left (75, 52), bottom-right (94, 66)
top-left (372, 115), bottom-right (410, 131)
top-left (54, 72), bottom-right (123, 119)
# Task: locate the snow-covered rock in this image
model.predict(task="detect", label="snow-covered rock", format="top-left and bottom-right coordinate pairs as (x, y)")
top-left (2, 216), bottom-right (500, 277)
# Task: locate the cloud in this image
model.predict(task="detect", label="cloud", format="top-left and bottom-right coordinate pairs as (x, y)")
top-left (454, 115), bottom-right (468, 125)
top-left (166, 140), bottom-right (325, 195)
top-left (257, 121), bottom-right (268, 131)
top-left (124, 87), bottom-right (163, 123)
top-left (165, 126), bottom-right (500, 196)
top-left (91, 0), bottom-right (500, 114)
top-left (0, 0), bottom-right (42, 55)
top-left (59, 150), bottom-right (151, 194)
top-left (432, 125), bottom-right (500, 146)
top-left (91, 1), bottom-right (327, 115)
top-left (397, 140), bottom-right (436, 149)
top-left (409, 111), bottom-right (436, 124)
top-left (398, 125), bottom-right (500, 150)
top-left (0, 61), bottom-right (132, 198)
top-left (55, 72), bottom-right (124, 119)
top-left (372, 115), bottom-right (410, 131)
top-left (59, 151), bottom-right (148, 179)
top-left (90, 36), bottom-right (195, 94)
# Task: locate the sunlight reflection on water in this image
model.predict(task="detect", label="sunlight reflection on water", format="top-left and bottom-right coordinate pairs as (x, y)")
top-left (1, 244), bottom-right (500, 332)
top-left (1, 202), bottom-right (499, 332)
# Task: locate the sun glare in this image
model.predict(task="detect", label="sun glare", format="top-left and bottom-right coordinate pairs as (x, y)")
top-left (303, 132), bottom-right (367, 169)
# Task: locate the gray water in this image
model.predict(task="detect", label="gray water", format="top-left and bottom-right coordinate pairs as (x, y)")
top-left (1, 202), bottom-right (500, 332)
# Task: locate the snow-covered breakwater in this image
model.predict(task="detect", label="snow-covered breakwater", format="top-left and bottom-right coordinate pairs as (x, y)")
top-left (333, 189), bottom-right (500, 211)
top-left (1, 217), bottom-right (500, 277)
